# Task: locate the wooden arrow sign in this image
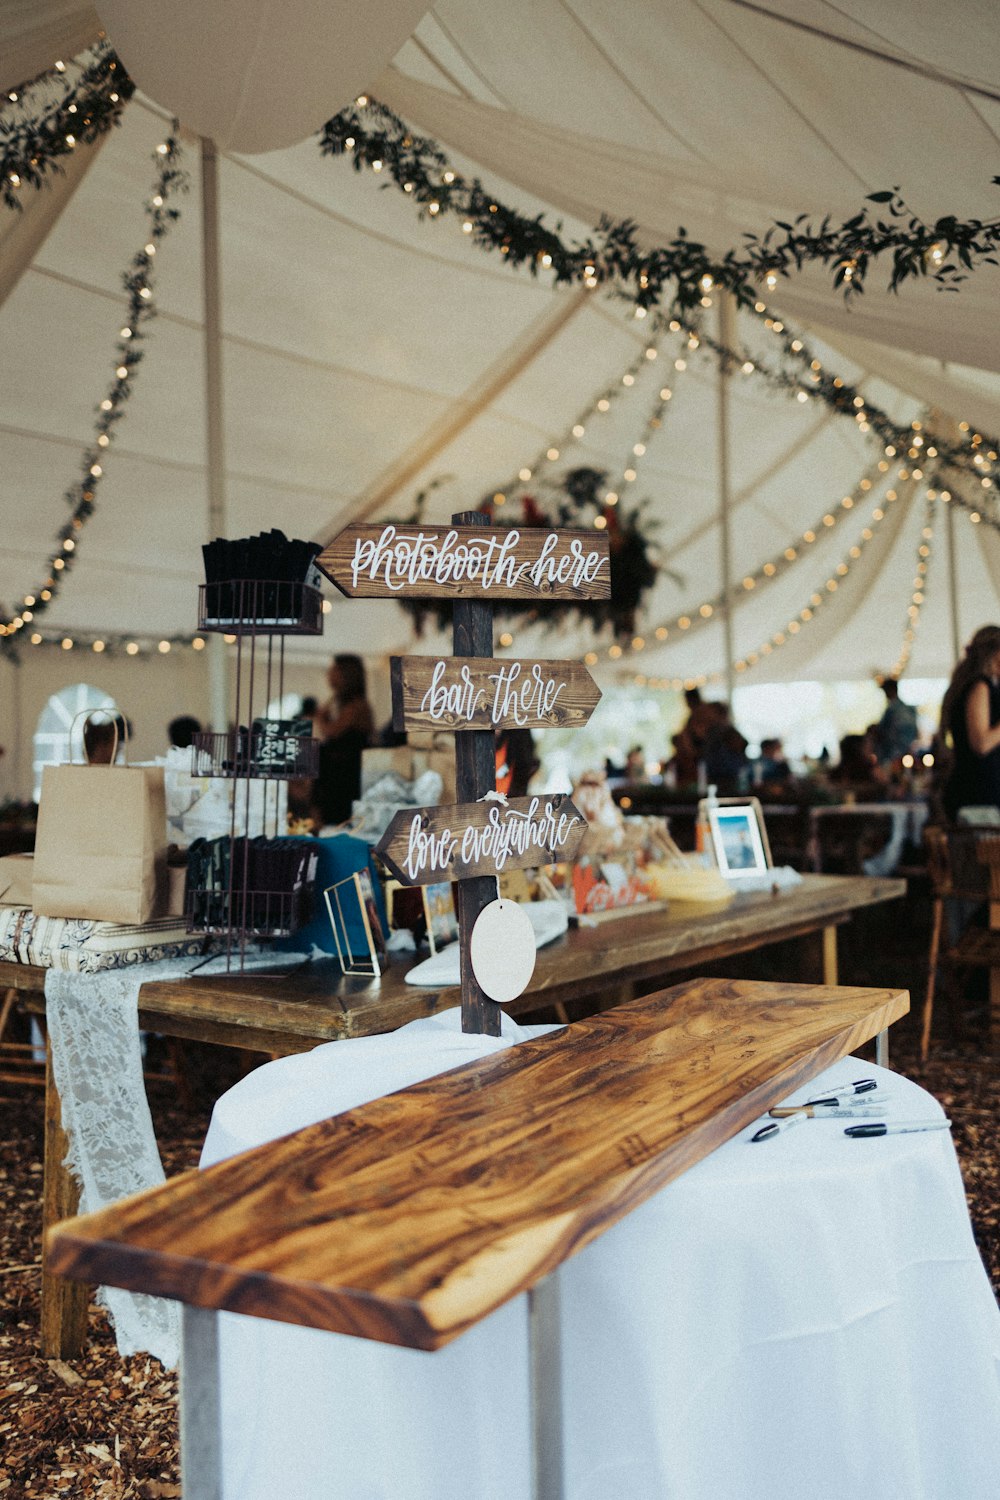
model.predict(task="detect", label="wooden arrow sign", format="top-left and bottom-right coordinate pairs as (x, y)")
top-left (376, 794), bottom-right (587, 886)
top-left (317, 523), bottom-right (610, 601)
top-left (390, 655), bottom-right (602, 734)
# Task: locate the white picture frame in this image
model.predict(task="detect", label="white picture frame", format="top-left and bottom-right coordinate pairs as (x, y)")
top-left (707, 801), bottom-right (770, 877)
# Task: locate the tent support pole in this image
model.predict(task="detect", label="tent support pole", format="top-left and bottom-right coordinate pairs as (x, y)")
top-left (934, 407), bottom-right (963, 666)
top-left (202, 137), bottom-right (229, 732)
top-left (946, 496), bottom-right (961, 663)
top-left (717, 293), bottom-right (737, 703)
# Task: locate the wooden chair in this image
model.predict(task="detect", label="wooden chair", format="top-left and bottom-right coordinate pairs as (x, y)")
top-left (0, 986), bottom-right (46, 1086)
top-left (0, 985), bottom-right (194, 1104)
top-left (920, 827), bottom-right (1000, 1058)
top-left (810, 809), bottom-right (894, 874)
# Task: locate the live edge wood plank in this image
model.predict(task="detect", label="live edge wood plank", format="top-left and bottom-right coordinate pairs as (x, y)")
top-left (47, 977), bottom-right (907, 1352)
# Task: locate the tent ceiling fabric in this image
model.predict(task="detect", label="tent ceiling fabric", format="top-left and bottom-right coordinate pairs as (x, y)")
top-left (95, 0), bottom-right (432, 153)
top-left (0, 2), bottom-right (101, 94)
top-left (2, 0), bottom-right (1000, 685)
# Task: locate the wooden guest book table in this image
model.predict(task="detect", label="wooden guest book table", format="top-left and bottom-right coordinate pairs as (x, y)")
top-left (48, 977), bottom-right (909, 1499)
top-left (1, 871), bottom-right (904, 1360)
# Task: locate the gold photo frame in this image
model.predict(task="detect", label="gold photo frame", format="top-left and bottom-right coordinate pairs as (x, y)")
top-left (324, 868), bottom-right (387, 977)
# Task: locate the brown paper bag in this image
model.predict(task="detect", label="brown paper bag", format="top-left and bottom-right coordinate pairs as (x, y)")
top-left (0, 853), bottom-right (34, 907)
top-left (33, 762), bottom-right (168, 924)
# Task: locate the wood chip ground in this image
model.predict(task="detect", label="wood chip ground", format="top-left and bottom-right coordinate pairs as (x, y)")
top-left (1, 898), bottom-right (997, 1495)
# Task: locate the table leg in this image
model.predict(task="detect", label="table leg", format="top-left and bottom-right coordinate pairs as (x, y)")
top-left (875, 1029), bottom-right (890, 1069)
top-left (529, 1270), bottom-right (564, 1500)
top-left (989, 965), bottom-right (1000, 1058)
top-left (181, 1305), bottom-right (223, 1500)
top-left (821, 924), bottom-right (838, 987)
top-left (41, 1043), bottom-right (89, 1359)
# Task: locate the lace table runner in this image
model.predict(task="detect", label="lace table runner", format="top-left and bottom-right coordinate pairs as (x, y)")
top-left (45, 951), bottom-right (306, 1368)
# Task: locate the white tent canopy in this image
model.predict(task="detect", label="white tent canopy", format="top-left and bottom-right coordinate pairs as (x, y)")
top-left (3, 0), bottom-right (1000, 707)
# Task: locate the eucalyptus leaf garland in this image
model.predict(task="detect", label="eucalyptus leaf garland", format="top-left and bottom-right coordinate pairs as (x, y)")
top-left (318, 99), bottom-right (1000, 311)
top-left (1, 43), bottom-right (132, 212)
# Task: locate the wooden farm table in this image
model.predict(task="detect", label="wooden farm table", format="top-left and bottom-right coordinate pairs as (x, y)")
top-left (47, 977), bottom-right (910, 1500)
top-left (2, 870), bottom-right (904, 1358)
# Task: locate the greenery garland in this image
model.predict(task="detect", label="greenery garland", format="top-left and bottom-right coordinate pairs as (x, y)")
top-left (741, 187), bottom-right (1000, 299)
top-left (317, 99), bottom-right (1000, 526)
top-left (1, 43), bottom-right (131, 212)
top-left (318, 99), bottom-right (1000, 312)
top-left (8, 55), bottom-right (1000, 482)
top-left (682, 312), bottom-right (1000, 530)
top-left (0, 134), bottom-right (187, 654)
top-left (6, 57), bottom-right (1000, 660)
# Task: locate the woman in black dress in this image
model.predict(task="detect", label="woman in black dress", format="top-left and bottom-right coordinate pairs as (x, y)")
top-left (940, 625), bottom-right (1000, 820)
top-left (312, 654), bottom-right (375, 826)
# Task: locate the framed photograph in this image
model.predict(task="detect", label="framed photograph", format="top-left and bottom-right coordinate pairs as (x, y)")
top-left (422, 881), bottom-right (458, 954)
top-left (356, 868), bottom-right (387, 968)
top-left (324, 870), bottom-right (387, 976)
top-left (707, 801), bottom-right (769, 877)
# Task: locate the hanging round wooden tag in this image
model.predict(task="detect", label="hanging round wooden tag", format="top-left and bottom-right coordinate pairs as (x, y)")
top-left (470, 900), bottom-right (537, 1004)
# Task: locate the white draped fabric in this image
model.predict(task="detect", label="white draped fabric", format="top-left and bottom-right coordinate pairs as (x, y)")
top-left (201, 1021), bottom-right (1000, 1500)
top-left (95, 0), bottom-right (432, 153)
top-left (0, 2), bottom-right (100, 94)
top-left (0, 127), bottom-right (106, 309)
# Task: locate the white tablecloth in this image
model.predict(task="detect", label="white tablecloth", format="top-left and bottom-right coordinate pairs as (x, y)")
top-left (201, 1011), bottom-right (1000, 1500)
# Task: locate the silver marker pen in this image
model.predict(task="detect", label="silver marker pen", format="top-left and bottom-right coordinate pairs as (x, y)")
top-left (844, 1119), bottom-right (952, 1139)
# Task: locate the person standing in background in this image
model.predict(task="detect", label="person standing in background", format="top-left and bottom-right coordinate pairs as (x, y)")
top-left (671, 687), bottom-right (717, 787)
top-left (312, 654), bottom-right (375, 826)
top-left (168, 715), bottom-right (202, 750)
top-left (873, 678), bottom-right (918, 766)
top-left (939, 625), bottom-right (1000, 820)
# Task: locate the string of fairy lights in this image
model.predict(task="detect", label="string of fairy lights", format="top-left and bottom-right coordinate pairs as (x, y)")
top-left (591, 458), bottom-right (887, 657)
top-left (685, 300), bottom-right (1000, 532)
top-left (491, 327), bottom-right (687, 514)
top-left (600, 480), bottom-right (985, 690)
top-left (590, 475), bottom-right (904, 687)
top-left (3, 55), bottom-right (997, 673)
top-left (0, 131), bottom-right (186, 651)
top-left (14, 600), bottom-right (337, 658)
top-left (892, 493), bottom-right (938, 679)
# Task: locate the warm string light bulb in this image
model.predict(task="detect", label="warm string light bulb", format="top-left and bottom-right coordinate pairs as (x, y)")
top-left (0, 131), bottom-right (181, 639)
top-left (492, 321), bottom-right (685, 509)
top-left (893, 495), bottom-right (938, 674)
top-left (615, 466), bottom-right (921, 682)
top-left (755, 313), bottom-right (1000, 527)
top-left (618, 462), bottom-right (889, 657)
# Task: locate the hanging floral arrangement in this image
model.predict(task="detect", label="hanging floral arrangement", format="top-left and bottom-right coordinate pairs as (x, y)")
top-left (399, 466), bottom-right (663, 640)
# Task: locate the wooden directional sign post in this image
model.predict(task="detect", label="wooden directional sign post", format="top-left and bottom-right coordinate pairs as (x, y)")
top-left (390, 656), bottom-right (602, 734)
top-left (318, 511), bottom-right (609, 1035)
top-left (377, 793), bottom-right (588, 886)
